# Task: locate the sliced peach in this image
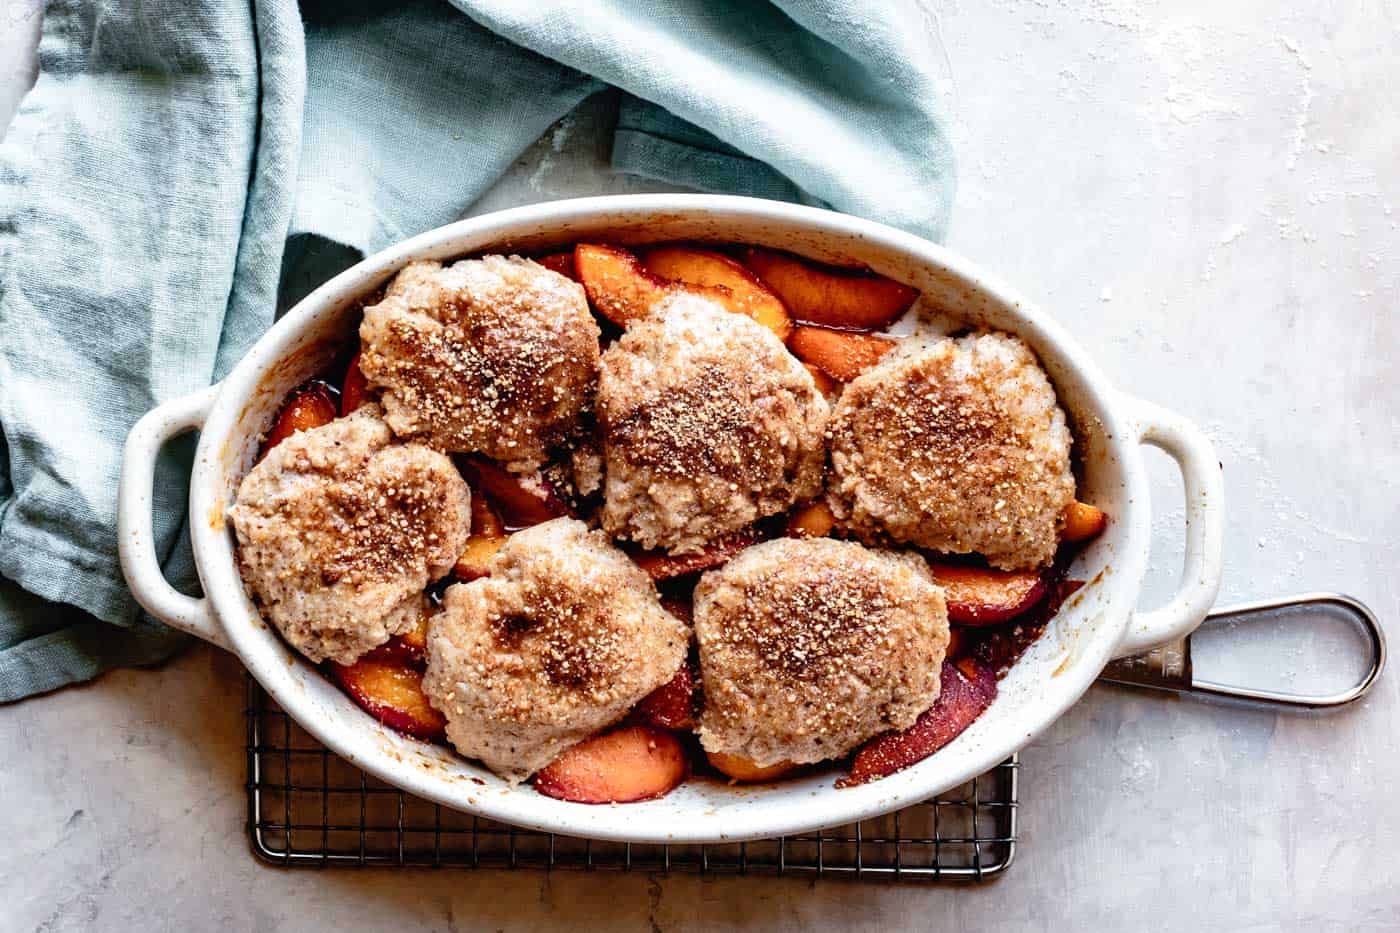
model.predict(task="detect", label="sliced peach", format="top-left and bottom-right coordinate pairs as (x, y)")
top-left (364, 615), bottom-right (430, 668)
top-left (471, 489), bottom-right (505, 537)
top-left (340, 350), bottom-right (370, 415)
top-left (659, 595), bottom-right (693, 624)
top-left (636, 664), bottom-right (697, 731)
top-left (629, 530), bottom-right (758, 581)
top-left (641, 245), bottom-right (792, 340)
top-left (260, 383), bottom-right (337, 459)
top-left (787, 326), bottom-right (896, 383)
top-left (459, 456), bottom-right (568, 530)
top-left (577, 243), bottom-right (792, 339)
top-left (928, 563), bottom-right (1048, 626)
top-left (1062, 500), bottom-right (1108, 543)
top-left (535, 251), bottom-right (579, 281)
top-left (398, 614), bottom-right (429, 658)
top-left (574, 243), bottom-right (676, 326)
top-left (453, 494), bottom-right (508, 581)
top-left (707, 751), bottom-right (796, 783)
top-left (803, 362), bottom-right (838, 397)
top-left (743, 247), bottom-right (918, 331)
top-left (967, 579), bottom-right (1084, 675)
top-left (787, 500), bottom-right (836, 539)
top-left (840, 658), bottom-right (997, 787)
top-left (534, 725), bottom-right (687, 804)
top-left (945, 625), bottom-right (969, 662)
top-left (331, 657), bottom-right (446, 741)
top-left (454, 535), bottom-right (503, 582)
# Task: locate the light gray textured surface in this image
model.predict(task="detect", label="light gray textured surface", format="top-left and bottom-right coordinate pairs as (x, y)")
top-left (2, 3), bottom-right (1397, 931)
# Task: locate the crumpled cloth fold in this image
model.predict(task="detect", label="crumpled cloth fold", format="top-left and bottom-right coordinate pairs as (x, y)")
top-left (0, 0), bottom-right (954, 701)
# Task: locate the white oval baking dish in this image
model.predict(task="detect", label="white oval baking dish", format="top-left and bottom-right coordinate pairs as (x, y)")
top-left (118, 194), bottom-right (1223, 844)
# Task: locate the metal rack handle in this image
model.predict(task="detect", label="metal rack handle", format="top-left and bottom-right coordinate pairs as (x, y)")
top-left (1099, 592), bottom-right (1385, 709)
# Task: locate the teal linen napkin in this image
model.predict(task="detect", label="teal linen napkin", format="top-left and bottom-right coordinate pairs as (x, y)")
top-left (0, 0), bottom-right (955, 701)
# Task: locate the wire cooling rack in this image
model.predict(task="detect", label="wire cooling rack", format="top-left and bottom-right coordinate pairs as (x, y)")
top-left (245, 678), bottom-right (1018, 881)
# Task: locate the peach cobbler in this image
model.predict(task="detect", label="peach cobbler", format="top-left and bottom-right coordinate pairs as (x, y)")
top-left (229, 241), bottom-right (1107, 803)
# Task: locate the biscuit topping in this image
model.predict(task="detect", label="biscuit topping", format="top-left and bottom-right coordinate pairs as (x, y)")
top-left (227, 406), bottom-right (471, 666)
top-left (827, 333), bottom-right (1075, 570)
top-left (422, 518), bottom-right (688, 782)
top-left (319, 465), bottom-right (446, 587)
top-left (610, 364), bottom-right (777, 485)
top-left (597, 294), bottom-right (829, 554)
top-left (694, 537), bottom-right (949, 768)
top-left (737, 571), bottom-right (893, 679)
top-left (359, 256), bottom-right (600, 467)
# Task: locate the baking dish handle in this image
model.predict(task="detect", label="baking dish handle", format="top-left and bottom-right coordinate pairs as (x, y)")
top-left (117, 384), bottom-right (231, 650)
top-left (1112, 396), bottom-right (1225, 659)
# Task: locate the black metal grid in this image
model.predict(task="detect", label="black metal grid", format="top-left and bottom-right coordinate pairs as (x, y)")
top-left (246, 677), bottom-right (1018, 881)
